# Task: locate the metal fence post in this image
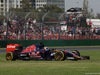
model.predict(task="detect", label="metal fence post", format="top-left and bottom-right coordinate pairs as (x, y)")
top-left (58, 13), bottom-right (64, 40)
top-left (74, 19), bottom-right (76, 40)
top-left (89, 15), bottom-right (93, 39)
top-left (25, 12), bottom-right (31, 40)
top-left (42, 12), bottom-right (48, 40)
top-left (6, 11), bottom-right (12, 40)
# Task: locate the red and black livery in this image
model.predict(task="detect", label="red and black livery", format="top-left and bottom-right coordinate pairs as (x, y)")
top-left (6, 43), bottom-right (90, 61)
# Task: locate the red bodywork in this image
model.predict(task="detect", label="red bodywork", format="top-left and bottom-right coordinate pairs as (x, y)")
top-left (7, 44), bottom-right (20, 52)
top-left (7, 44), bottom-right (36, 53)
top-left (21, 45), bottom-right (36, 53)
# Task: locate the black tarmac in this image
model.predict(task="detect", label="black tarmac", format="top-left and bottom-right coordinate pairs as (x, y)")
top-left (0, 47), bottom-right (100, 54)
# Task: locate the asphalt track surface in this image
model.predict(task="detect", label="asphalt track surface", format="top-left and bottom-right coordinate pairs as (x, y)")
top-left (0, 47), bottom-right (100, 54)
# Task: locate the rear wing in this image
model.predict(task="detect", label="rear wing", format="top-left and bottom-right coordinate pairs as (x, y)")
top-left (7, 44), bottom-right (20, 52)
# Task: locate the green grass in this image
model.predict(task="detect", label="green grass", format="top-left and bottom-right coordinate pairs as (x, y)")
top-left (0, 51), bottom-right (100, 75)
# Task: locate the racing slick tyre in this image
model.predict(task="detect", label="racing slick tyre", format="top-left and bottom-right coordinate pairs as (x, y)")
top-left (62, 51), bottom-right (67, 61)
top-left (6, 51), bottom-right (18, 61)
top-left (54, 51), bottom-right (65, 61)
top-left (71, 50), bottom-right (80, 56)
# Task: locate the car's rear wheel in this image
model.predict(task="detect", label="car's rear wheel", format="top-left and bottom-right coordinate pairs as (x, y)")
top-left (54, 51), bottom-right (64, 61)
top-left (6, 51), bottom-right (17, 61)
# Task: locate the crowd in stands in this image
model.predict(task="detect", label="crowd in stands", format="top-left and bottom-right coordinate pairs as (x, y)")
top-left (0, 17), bottom-right (100, 40)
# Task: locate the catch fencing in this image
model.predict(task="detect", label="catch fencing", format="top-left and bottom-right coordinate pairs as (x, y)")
top-left (0, 12), bottom-right (100, 40)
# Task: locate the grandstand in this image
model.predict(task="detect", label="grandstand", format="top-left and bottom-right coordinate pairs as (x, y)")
top-left (0, 7), bottom-right (100, 40)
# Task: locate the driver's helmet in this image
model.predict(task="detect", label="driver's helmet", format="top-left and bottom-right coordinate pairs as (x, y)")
top-left (44, 47), bottom-right (49, 50)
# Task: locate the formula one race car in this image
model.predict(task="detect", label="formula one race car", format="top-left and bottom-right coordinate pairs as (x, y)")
top-left (6, 43), bottom-right (90, 61)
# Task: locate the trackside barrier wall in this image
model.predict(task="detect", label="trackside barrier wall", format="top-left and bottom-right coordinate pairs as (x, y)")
top-left (0, 40), bottom-right (100, 48)
top-left (0, 40), bottom-right (7, 48)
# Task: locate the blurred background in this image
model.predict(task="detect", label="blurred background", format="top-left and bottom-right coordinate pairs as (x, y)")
top-left (0, 0), bottom-right (100, 40)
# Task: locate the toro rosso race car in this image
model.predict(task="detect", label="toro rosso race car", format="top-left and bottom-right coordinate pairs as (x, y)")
top-left (6, 43), bottom-right (90, 61)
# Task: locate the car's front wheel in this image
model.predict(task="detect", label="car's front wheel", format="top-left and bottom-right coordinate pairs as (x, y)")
top-left (54, 51), bottom-right (64, 61)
